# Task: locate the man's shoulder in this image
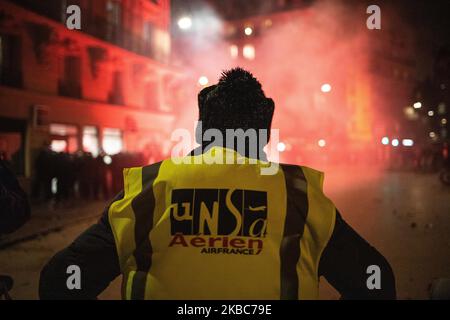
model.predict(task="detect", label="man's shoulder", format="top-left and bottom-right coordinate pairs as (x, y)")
top-left (279, 163), bottom-right (323, 175)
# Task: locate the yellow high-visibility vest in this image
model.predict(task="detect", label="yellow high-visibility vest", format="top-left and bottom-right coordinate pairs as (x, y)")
top-left (108, 147), bottom-right (336, 299)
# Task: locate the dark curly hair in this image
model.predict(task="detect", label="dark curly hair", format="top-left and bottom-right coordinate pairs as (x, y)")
top-left (197, 68), bottom-right (275, 145)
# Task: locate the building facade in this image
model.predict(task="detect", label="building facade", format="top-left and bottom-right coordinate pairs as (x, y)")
top-left (0, 0), bottom-right (184, 180)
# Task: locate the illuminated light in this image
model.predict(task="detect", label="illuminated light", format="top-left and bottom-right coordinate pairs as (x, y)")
top-left (82, 126), bottom-right (99, 157)
top-left (391, 139), bottom-right (399, 147)
top-left (177, 16), bottom-right (192, 30)
top-left (103, 128), bottom-right (123, 155)
top-left (442, 118), bottom-right (447, 125)
top-left (50, 140), bottom-right (67, 153)
top-left (198, 76), bottom-right (209, 86)
top-left (277, 142), bottom-right (286, 152)
top-left (413, 102), bottom-right (422, 109)
top-left (103, 155), bottom-right (112, 165)
top-left (429, 132), bottom-right (436, 138)
top-left (242, 44), bottom-right (255, 60)
top-left (381, 137), bottom-right (389, 145)
top-left (402, 139), bottom-right (414, 147)
top-left (318, 139), bottom-right (326, 147)
top-left (428, 110), bottom-right (434, 116)
top-left (321, 83), bottom-right (331, 93)
top-left (244, 27), bottom-right (253, 36)
top-left (230, 44), bottom-right (238, 59)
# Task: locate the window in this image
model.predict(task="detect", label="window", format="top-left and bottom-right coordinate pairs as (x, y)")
top-left (49, 123), bottom-right (79, 153)
top-left (107, 0), bottom-right (122, 26)
top-left (230, 44), bottom-right (239, 59)
top-left (108, 71), bottom-right (124, 105)
top-left (58, 56), bottom-right (82, 98)
top-left (82, 126), bottom-right (99, 156)
top-left (0, 34), bottom-right (23, 88)
top-left (242, 44), bottom-right (255, 60)
top-left (153, 28), bottom-right (170, 62)
top-left (102, 128), bottom-right (123, 155)
top-left (106, 0), bottom-right (122, 43)
top-left (50, 140), bottom-right (67, 153)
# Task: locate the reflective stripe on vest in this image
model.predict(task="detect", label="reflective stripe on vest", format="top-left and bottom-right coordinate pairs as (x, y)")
top-left (108, 147), bottom-right (336, 299)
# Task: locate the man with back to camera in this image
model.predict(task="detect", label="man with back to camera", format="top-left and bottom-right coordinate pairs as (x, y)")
top-left (39, 68), bottom-right (396, 300)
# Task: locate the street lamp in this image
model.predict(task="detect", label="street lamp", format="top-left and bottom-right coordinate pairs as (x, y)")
top-left (177, 16), bottom-right (192, 30)
top-left (318, 139), bottom-right (326, 147)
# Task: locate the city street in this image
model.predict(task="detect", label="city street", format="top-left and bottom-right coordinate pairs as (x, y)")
top-left (1, 166), bottom-right (449, 300)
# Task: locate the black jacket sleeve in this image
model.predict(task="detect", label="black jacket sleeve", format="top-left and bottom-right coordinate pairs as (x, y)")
top-left (319, 211), bottom-right (396, 299)
top-left (0, 160), bottom-right (30, 235)
top-left (39, 195), bottom-right (122, 300)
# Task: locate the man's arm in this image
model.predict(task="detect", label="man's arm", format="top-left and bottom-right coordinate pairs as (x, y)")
top-left (39, 195), bottom-right (122, 300)
top-left (319, 211), bottom-right (396, 299)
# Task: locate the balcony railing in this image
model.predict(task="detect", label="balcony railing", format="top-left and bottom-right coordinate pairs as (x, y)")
top-left (12, 0), bottom-right (163, 62)
top-left (85, 15), bottom-right (157, 59)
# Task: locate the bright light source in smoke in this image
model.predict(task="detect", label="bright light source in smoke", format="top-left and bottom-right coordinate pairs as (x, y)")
top-left (230, 44), bottom-right (238, 59)
top-left (321, 83), bottom-right (331, 93)
top-left (381, 137), bottom-right (389, 145)
top-left (402, 139), bottom-right (414, 147)
top-left (318, 139), bottom-right (326, 147)
top-left (442, 118), bottom-right (447, 125)
top-left (50, 140), bottom-right (67, 152)
top-left (428, 110), bottom-right (434, 116)
top-left (277, 142), bottom-right (286, 152)
top-left (429, 131), bottom-right (436, 138)
top-left (177, 16), bottom-right (192, 30)
top-left (391, 139), bottom-right (399, 147)
top-left (244, 27), bottom-right (253, 36)
top-left (243, 44), bottom-right (255, 60)
top-left (198, 76), bottom-right (209, 86)
top-left (103, 155), bottom-right (112, 165)
top-left (413, 102), bottom-right (422, 109)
